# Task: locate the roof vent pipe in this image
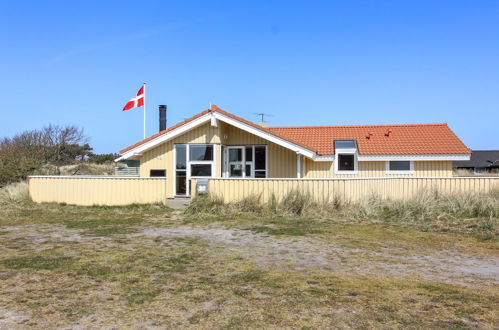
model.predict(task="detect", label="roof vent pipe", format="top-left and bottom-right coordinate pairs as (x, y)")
top-left (159, 105), bottom-right (167, 132)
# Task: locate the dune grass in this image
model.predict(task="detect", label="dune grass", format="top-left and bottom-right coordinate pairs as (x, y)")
top-left (186, 189), bottom-right (499, 240)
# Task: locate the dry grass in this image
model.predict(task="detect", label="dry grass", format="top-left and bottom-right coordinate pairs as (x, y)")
top-left (0, 184), bottom-right (497, 327)
top-left (1, 209), bottom-right (497, 328)
top-left (0, 181), bottom-right (29, 204)
top-left (186, 189), bottom-right (499, 239)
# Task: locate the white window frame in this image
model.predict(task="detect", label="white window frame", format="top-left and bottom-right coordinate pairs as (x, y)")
top-left (334, 142), bottom-right (358, 175)
top-left (173, 144), bottom-right (187, 197)
top-left (174, 143), bottom-right (215, 197)
top-left (223, 145), bottom-right (268, 178)
top-left (385, 160), bottom-right (414, 174)
top-left (189, 144), bottom-right (215, 179)
top-left (227, 146), bottom-right (246, 178)
top-left (253, 145), bottom-right (268, 178)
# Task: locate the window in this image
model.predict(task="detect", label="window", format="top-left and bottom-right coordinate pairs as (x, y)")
top-left (175, 145), bottom-right (187, 195)
top-left (175, 144), bottom-right (214, 196)
top-left (254, 146), bottom-right (267, 178)
top-left (191, 164), bottom-right (212, 177)
top-left (335, 140), bottom-right (357, 149)
top-left (334, 139), bottom-right (358, 174)
top-left (176, 145), bottom-right (186, 170)
top-left (386, 161), bottom-right (414, 174)
top-left (188, 144), bottom-right (214, 178)
top-left (226, 145), bottom-right (267, 178)
top-left (245, 147), bottom-right (253, 161)
top-left (338, 154), bottom-right (355, 171)
top-left (389, 161), bottom-right (410, 171)
top-left (229, 148), bottom-right (242, 162)
top-left (189, 145), bottom-right (213, 161)
top-left (150, 169), bottom-right (166, 177)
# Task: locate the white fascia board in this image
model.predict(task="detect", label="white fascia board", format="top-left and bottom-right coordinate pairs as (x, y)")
top-left (119, 114), bottom-right (212, 160)
top-left (212, 112), bottom-right (317, 159)
top-left (313, 154), bottom-right (471, 162)
top-left (314, 155), bottom-right (335, 162)
top-left (357, 154), bottom-right (471, 161)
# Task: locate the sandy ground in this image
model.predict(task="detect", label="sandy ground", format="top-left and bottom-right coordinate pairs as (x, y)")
top-left (129, 226), bottom-right (499, 288)
top-left (1, 217), bottom-right (498, 328)
top-left (3, 222), bottom-right (498, 288)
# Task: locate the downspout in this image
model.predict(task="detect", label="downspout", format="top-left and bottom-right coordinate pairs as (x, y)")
top-left (296, 152), bottom-right (302, 178)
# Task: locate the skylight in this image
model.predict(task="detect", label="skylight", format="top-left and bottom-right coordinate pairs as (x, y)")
top-left (334, 140), bottom-right (357, 149)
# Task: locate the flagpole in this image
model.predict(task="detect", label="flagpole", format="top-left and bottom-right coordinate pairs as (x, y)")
top-left (143, 83), bottom-right (146, 139)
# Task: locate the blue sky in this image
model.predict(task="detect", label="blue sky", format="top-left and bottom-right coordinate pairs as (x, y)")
top-left (1, 1), bottom-right (498, 153)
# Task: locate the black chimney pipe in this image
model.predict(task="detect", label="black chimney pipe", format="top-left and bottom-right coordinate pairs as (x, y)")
top-left (159, 105), bottom-right (167, 132)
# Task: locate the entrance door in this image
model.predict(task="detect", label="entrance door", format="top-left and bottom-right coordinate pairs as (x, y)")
top-left (174, 144), bottom-right (214, 197)
top-left (228, 146), bottom-right (244, 177)
top-left (175, 144), bottom-right (187, 195)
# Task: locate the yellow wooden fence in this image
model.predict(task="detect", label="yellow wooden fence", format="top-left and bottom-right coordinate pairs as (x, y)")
top-left (204, 177), bottom-right (499, 203)
top-left (29, 176), bottom-right (168, 206)
top-left (29, 176), bottom-right (499, 206)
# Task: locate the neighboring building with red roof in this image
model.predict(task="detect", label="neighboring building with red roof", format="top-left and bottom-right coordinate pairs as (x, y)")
top-left (117, 105), bottom-right (471, 198)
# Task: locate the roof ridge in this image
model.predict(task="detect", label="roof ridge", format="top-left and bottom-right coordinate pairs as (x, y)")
top-left (268, 123), bottom-right (448, 129)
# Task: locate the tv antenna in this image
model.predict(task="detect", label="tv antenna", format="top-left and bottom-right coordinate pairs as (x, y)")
top-left (254, 113), bottom-right (274, 123)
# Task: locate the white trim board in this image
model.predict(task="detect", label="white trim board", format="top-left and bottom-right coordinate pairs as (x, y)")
top-left (117, 114), bottom-right (212, 161)
top-left (315, 154), bottom-right (471, 162)
top-left (212, 112), bottom-right (316, 159)
top-left (118, 111), bottom-right (317, 161)
top-left (357, 154), bottom-right (470, 161)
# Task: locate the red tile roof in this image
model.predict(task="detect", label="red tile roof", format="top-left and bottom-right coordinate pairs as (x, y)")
top-left (119, 105), bottom-right (470, 156)
top-left (268, 124), bottom-right (470, 155)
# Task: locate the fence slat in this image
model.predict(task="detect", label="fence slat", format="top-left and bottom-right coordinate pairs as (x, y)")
top-left (29, 176), bottom-right (167, 206)
top-left (207, 177), bottom-right (499, 203)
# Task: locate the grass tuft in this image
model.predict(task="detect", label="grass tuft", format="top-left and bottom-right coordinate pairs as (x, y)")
top-left (0, 181), bottom-right (30, 205)
top-left (185, 194), bottom-right (225, 215)
top-left (2, 255), bottom-right (74, 270)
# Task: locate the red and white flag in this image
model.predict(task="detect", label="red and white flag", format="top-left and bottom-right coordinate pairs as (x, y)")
top-left (122, 84), bottom-right (145, 111)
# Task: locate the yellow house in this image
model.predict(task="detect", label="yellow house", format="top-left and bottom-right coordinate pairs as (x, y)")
top-left (116, 105), bottom-right (471, 199)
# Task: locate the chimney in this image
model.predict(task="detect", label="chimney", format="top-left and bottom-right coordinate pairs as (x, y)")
top-left (159, 105), bottom-right (167, 132)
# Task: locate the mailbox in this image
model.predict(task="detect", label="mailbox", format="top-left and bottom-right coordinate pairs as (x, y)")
top-left (196, 178), bottom-right (209, 195)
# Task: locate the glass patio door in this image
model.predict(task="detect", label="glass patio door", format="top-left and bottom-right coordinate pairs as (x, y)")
top-left (228, 147), bottom-right (244, 177)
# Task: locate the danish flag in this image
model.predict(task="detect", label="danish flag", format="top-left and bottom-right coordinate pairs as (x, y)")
top-left (122, 84), bottom-right (145, 111)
